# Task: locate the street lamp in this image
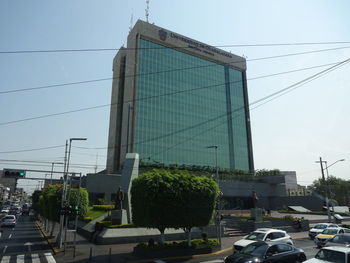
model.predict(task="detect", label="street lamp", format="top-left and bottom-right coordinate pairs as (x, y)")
top-left (207, 146), bottom-right (218, 181)
top-left (207, 145), bottom-right (221, 247)
top-left (50, 162), bottom-right (64, 185)
top-left (59, 137), bottom-right (87, 249)
top-left (315, 158), bottom-right (345, 222)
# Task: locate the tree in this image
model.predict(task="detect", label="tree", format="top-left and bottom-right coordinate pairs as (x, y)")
top-left (310, 176), bottom-right (350, 206)
top-left (131, 169), bottom-right (219, 244)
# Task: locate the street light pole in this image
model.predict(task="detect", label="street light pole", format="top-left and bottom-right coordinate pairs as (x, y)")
top-left (50, 162), bottom-right (63, 185)
top-left (58, 138), bottom-right (87, 249)
top-left (207, 145), bottom-right (221, 247)
top-left (315, 158), bottom-right (345, 223)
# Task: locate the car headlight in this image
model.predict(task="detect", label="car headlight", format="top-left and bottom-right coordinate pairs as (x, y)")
top-left (245, 259), bottom-right (260, 263)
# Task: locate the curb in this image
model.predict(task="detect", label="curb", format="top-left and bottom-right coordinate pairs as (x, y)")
top-left (35, 220), bottom-right (60, 255)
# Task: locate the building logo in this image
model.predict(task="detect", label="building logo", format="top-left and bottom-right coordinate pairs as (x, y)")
top-left (158, 29), bottom-right (167, 41)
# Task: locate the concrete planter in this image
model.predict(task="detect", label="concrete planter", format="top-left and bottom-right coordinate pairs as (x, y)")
top-left (133, 245), bottom-right (221, 258)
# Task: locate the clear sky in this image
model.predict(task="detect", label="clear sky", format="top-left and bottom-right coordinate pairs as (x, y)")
top-left (0, 0), bottom-right (349, 194)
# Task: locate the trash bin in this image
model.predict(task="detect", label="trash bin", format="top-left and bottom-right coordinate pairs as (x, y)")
top-left (334, 214), bottom-right (343, 224)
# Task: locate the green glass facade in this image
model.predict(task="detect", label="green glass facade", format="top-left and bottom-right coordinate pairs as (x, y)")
top-left (134, 38), bottom-right (250, 170)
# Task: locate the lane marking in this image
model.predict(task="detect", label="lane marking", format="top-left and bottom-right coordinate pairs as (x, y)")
top-left (2, 246), bottom-right (7, 254)
top-left (45, 253), bottom-right (56, 263)
top-left (31, 254), bottom-right (41, 263)
top-left (17, 254), bottom-right (25, 263)
top-left (8, 235), bottom-right (11, 239)
top-left (0, 256), bottom-right (10, 263)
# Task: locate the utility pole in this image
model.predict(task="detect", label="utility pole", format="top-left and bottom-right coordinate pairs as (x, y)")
top-left (317, 157), bottom-right (331, 223)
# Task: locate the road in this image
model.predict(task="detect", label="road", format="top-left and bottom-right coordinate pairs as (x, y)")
top-left (0, 214), bottom-right (56, 263)
top-left (159, 239), bottom-right (320, 263)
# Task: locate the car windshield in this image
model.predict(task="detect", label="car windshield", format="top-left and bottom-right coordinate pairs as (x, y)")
top-left (323, 229), bottom-right (339, 235)
top-left (330, 235), bottom-right (350, 244)
top-left (314, 224), bottom-right (328, 229)
top-left (241, 242), bottom-right (268, 257)
top-left (315, 249), bottom-right (345, 263)
top-left (3, 216), bottom-right (14, 220)
top-left (246, 232), bottom-right (266, 241)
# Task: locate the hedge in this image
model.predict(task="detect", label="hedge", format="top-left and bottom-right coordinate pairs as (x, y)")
top-left (92, 205), bottom-right (114, 211)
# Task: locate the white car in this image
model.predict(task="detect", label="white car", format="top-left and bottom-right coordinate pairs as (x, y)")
top-left (1, 215), bottom-right (16, 227)
top-left (309, 223), bottom-right (339, 239)
top-left (233, 228), bottom-right (293, 251)
top-left (304, 246), bottom-right (350, 262)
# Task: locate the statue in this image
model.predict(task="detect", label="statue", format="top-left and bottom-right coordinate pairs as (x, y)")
top-left (115, 186), bottom-right (125, 210)
top-left (251, 191), bottom-right (259, 208)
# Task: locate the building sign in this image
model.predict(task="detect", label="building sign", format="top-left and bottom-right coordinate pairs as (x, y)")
top-left (158, 29), bottom-right (233, 59)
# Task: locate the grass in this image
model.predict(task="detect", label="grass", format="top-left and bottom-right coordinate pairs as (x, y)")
top-left (86, 206), bottom-right (108, 220)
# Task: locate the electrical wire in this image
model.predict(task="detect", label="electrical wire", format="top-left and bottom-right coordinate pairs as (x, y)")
top-left (1, 45), bottom-right (349, 95)
top-left (1, 41), bottom-right (350, 54)
top-left (73, 58), bottom-right (350, 152)
top-left (0, 145), bottom-right (65, 154)
top-left (0, 60), bottom-right (345, 126)
top-left (1, 58), bottom-right (348, 156)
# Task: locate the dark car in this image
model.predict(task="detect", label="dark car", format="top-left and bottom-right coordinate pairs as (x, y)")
top-left (224, 241), bottom-right (306, 263)
top-left (324, 233), bottom-right (350, 248)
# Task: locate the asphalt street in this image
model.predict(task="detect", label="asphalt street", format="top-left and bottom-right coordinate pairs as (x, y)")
top-left (156, 239), bottom-right (320, 263)
top-left (0, 215), bottom-right (56, 263)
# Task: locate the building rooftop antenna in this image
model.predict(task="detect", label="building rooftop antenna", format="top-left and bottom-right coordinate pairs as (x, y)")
top-left (145, 0), bottom-right (150, 23)
top-left (129, 12), bottom-right (134, 32)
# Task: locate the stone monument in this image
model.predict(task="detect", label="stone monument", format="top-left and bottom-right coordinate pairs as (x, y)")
top-left (250, 191), bottom-right (263, 222)
top-left (111, 186), bottom-right (128, 225)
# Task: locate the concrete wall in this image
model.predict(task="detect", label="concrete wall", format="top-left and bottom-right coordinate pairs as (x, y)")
top-left (86, 173), bottom-right (121, 203)
top-left (269, 195), bottom-right (324, 210)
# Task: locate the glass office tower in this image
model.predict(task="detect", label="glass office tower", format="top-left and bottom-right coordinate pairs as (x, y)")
top-left (106, 20), bottom-right (254, 173)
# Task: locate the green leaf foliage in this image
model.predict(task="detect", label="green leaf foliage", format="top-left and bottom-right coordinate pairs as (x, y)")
top-left (66, 186), bottom-right (89, 217)
top-left (32, 184), bottom-right (89, 221)
top-left (131, 169), bottom-right (219, 232)
top-left (92, 205), bottom-right (115, 211)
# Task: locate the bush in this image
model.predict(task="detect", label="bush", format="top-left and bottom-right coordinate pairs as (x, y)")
top-left (92, 205), bottom-right (114, 211)
top-left (135, 238), bottom-right (219, 251)
top-left (82, 216), bottom-right (92, 222)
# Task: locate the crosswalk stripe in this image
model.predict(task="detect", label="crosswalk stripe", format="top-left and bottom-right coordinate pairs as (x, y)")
top-left (0, 256), bottom-right (10, 263)
top-left (44, 253), bottom-right (56, 263)
top-left (17, 255), bottom-right (25, 263)
top-left (31, 254), bottom-right (41, 263)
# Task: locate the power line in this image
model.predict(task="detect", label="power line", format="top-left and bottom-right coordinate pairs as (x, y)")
top-left (0, 145), bottom-right (65, 154)
top-left (0, 159), bottom-right (104, 167)
top-left (1, 45), bottom-right (349, 95)
top-left (148, 58), bottom-right (350, 158)
top-left (0, 162), bottom-right (103, 169)
top-left (1, 58), bottom-right (348, 156)
top-left (73, 58), bottom-right (350, 151)
top-left (1, 41), bottom-right (350, 54)
top-left (0, 59), bottom-right (345, 127)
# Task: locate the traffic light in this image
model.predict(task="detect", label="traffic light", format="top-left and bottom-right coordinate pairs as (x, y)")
top-left (72, 205), bottom-right (80, 216)
top-left (3, 169), bottom-right (26, 178)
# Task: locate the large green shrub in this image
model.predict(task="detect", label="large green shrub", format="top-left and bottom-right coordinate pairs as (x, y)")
top-left (131, 169), bottom-right (219, 244)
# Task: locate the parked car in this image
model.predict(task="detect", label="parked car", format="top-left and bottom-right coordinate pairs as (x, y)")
top-left (1, 215), bottom-right (16, 227)
top-left (304, 246), bottom-right (350, 262)
top-left (309, 223), bottom-right (339, 239)
top-left (324, 234), bottom-right (350, 248)
top-left (233, 228), bottom-right (293, 251)
top-left (315, 228), bottom-right (350, 248)
top-left (225, 241), bottom-right (306, 263)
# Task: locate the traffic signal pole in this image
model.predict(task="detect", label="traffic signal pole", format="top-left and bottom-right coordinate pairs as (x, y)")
top-left (58, 140), bottom-right (68, 249)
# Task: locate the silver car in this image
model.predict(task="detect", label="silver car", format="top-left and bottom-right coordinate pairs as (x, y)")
top-left (1, 215), bottom-right (16, 227)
